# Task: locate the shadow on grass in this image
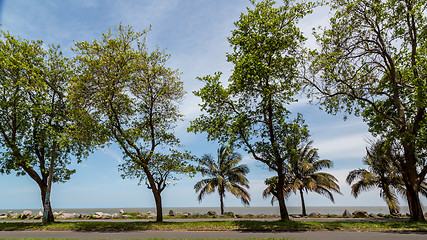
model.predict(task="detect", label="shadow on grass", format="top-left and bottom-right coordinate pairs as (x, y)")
top-left (0, 219), bottom-right (426, 232)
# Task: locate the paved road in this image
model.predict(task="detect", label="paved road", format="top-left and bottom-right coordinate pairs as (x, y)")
top-left (0, 230), bottom-right (426, 239)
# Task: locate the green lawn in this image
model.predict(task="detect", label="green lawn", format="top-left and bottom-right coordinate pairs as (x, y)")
top-left (0, 220), bottom-right (426, 232)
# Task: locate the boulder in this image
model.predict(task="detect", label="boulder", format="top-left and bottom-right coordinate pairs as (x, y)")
top-left (0, 215), bottom-right (7, 219)
top-left (33, 211), bottom-right (43, 219)
top-left (58, 213), bottom-right (80, 219)
top-left (343, 210), bottom-right (353, 218)
top-left (119, 209), bottom-right (125, 214)
top-left (377, 213), bottom-right (385, 217)
top-left (308, 212), bottom-right (321, 218)
top-left (353, 210), bottom-right (369, 218)
top-left (182, 211), bottom-right (191, 217)
top-left (246, 213), bottom-right (255, 217)
top-left (101, 214), bottom-right (112, 219)
top-left (369, 213), bottom-right (379, 218)
top-left (20, 210), bottom-right (32, 219)
top-left (94, 212), bottom-right (105, 217)
top-left (207, 211), bottom-right (217, 216)
top-left (112, 213), bottom-right (123, 219)
top-left (224, 211), bottom-right (235, 217)
top-left (80, 214), bottom-right (90, 219)
top-left (147, 211), bottom-right (156, 218)
top-left (168, 210), bottom-right (175, 216)
top-left (53, 212), bottom-right (60, 217)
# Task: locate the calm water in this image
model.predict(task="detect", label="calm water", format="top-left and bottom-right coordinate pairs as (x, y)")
top-left (1, 206), bottom-right (424, 215)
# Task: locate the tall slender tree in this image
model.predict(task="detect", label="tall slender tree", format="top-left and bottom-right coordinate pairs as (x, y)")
top-left (263, 141), bottom-right (341, 216)
top-left (189, 0), bottom-right (314, 221)
top-left (71, 24), bottom-right (194, 222)
top-left (305, 0), bottom-right (427, 221)
top-left (0, 31), bottom-right (94, 224)
top-left (194, 146), bottom-right (250, 215)
top-left (347, 140), bottom-right (416, 215)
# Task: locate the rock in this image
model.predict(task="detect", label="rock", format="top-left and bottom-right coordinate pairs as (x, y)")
top-left (235, 214), bottom-right (242, 218)
top-left (101, 213), bottom-right (112, 219)
top-left (224, 211), bottom-right (235, 217)
top-left (0, 215), bottom-right (7, 219)
top-left (352, 210), bottom-right (368, 218)
top-left (291, 214), bottom-right (301, 218)
top-left (119, 209), bottom-right (125, 214)
top-left (168, 210), bottom-right (175, 216)
top-left (80, 214), bottom-right (90, 219)
top-left (343, 210), bottom-right (353, 218)
top-left (378, 213), bottom-right (385, 217)
top-left (33, 211), bottom-right (43, 219)
top-left (20, 210), bottom-right (32, 219)
top-left (207, 211), bottom-right (217, 216)
top-left (182, 211), bottom-right (191, 217)
top-left (95, 212), bottom-right (105, 217)
top-left (58, 213), bottom-right (80, 219)
top-left (246, 213), bottom-right (255, 217)
top-left (122, 215), bottom-right (131, 219)
top-left (424, 212), bottom-right (427, 218)
top-left (147, 211), bottom-right (156, 218)
top-left (53, 212), bottom-right (60, 217)
top-left (369, 213), bottom-right (379, 218)
top-left (0, 213), bottom-right (6, 217)
top-left (330, 214), bottom-right (339, 218)
top-left (112, 213), bottom-right (123, 219)
top-left (308, 212), bottom-right (321, 218)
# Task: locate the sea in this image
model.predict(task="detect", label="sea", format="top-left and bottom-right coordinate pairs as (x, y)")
top-left (0, 206), bottom-right (424, 215)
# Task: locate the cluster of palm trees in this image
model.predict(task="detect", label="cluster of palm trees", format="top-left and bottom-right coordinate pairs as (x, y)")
top-left (194, 139), bottom-right (427, 216)
top-left (194, 142), bottom-right (341, 216)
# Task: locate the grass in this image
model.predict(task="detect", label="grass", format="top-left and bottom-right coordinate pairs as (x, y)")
top-left (0, 239), bottom-right (296, 240)
top-left (0, 220), bottom-right (426, 232)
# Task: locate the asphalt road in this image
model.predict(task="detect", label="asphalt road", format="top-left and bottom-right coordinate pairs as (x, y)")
top-left (0, 230), bottom-right (426, 239)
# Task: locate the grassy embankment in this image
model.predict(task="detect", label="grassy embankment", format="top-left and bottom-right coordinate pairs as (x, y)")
top-left (0, 220), bottom-right (426, 232)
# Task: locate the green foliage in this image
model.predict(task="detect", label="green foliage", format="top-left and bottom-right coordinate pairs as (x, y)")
top-left (189, 0), bottom-right (314, 220)
top-left (194, 146), bottom-right (251, 214)
top-left (0, 30), bottom-right (92, 184)
top-left (263, 141), bottom-right (341, 215)
top-left (71, 24), bottom-right (195, 221)
top-left (306, 0), bottom-right (427, 221)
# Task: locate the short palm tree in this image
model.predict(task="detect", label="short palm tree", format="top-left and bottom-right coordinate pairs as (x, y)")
top-left (263, 141), bottom-right (341, 216)
top-left (346, 140), bottom-right (405, 215)
top-left (194, 146), bottom-right (251, 215)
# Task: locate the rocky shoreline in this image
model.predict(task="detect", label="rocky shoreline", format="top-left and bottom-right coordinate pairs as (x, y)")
top-left (0, 209), bottom-right (421, 220)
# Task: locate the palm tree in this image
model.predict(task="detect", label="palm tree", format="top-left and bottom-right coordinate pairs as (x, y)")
top-left (263, 141), bottom-right (341, 216)
top-left (194, 146), bottom-right (251, 215)
top-left (346, 140), bottom-right (405, 215)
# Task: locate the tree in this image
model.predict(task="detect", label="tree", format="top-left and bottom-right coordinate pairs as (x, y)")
top-left (263, 141), bottom-right (341, 216)
top-left (71, 24), bottom-right (194, 222)
top-left (0, 31), bottom-right (92, 224)
top-left (189, 0), bottom-right (314, 221)
top-left (286, 141), bottom-right (341, 216)
top-left (347, 140), bottom-right (427, 215)
top-left (304, 0), bottom-right (427, 221)
top-left (194, 146), bottom-right (250, 215)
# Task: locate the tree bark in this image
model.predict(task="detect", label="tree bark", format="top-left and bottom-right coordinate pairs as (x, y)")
top-left (40, 184), bottom-right (55, 223)
top-left (276, 173), bottom-right (290, 221)
top-left (153, 190), bottom-right (163, 222)
top-left (299, 189), bottom-right (307, 216)
top-left (220, 191), bottom-right (225, 215)
top-left (401, 143), bottom-right (425, 221)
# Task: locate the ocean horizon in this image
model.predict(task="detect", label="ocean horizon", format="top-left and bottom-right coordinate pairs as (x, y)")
top-left (1, 206), bottom-right (424, 215)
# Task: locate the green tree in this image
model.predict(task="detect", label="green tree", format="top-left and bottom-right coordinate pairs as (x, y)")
top-left (286, 141), bottom-right (341, 216)
top-left (71, 24), bottom-right (194, 222)
top-left (0, 31), bottom-right (93, 224)
top-left (347, 140), bottom-right (427, 215)
top-left (194, 146), bottom-right (250, 215)
top-left (305, 0), bottom-right (427, 221)
top-left (263, 141), bottom-right (341, 216)
top-left (189, 0), bottom-right (314, 221)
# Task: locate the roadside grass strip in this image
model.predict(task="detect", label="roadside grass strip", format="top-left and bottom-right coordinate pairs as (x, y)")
top-left (0, 220), bottom-right (426, 232)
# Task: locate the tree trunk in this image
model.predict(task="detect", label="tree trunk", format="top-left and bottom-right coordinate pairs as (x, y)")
top-left (276, 174), bottom-right (290, 221)
top-left (405, 182), bottom-right (425, 221)
top-left (153, 189), bottom-right (163, 222)
top-left (220, 191), bottom-right (224, 215)
top-left (299, 189), bottom-right (307, 216)
top-left (401, 143), bottom-right (425, 221)
top-left (40, 184), bottom-right (55, 223)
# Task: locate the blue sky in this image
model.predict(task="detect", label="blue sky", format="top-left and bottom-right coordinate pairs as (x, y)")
top-left (1, 0), bottom-right (425, 210)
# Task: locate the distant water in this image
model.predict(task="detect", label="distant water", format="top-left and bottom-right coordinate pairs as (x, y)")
top-left (1, 206), bottom-right (424, 215)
